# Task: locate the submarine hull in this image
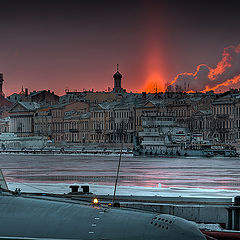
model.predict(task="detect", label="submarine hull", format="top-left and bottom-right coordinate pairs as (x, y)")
top-left (0, 193), bottom-right (206, 240)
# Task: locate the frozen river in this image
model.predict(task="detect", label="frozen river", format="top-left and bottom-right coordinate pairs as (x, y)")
top-left (0, 154), bottom-right (240, 191)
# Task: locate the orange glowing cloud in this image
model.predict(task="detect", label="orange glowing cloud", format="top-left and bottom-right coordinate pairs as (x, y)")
top-left (170, 44), bottom-right (240, 92)
top-left (208, 47), bottom-right (233, 80)
top-left (206, 74), bottom-right (240, 92)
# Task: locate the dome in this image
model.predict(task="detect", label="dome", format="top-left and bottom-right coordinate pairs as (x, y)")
top-left (113, 71), bottom-right (122, 79)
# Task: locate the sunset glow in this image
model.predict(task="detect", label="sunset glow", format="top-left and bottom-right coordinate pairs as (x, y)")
top-left (144, 72), bottom-right (166, 93)
top-left (0, 1), bottom-right (239, 96)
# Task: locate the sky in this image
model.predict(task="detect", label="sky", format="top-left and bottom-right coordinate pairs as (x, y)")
top-left (1, 0), bottom-right (240, 96)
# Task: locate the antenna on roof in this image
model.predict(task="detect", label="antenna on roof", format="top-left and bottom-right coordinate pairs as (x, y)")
top-left (117, 64), bottom-right (119, 71)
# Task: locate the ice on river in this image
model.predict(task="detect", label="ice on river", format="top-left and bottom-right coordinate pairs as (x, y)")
top-left (1, 154), bottom-right (240, 199)
top-left (7, 181), bottom-right (240, 199)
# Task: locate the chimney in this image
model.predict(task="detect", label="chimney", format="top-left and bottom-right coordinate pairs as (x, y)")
top-left (25, 88), bottom-right (28, 96)
top-left (142, 92), bottom-right (146, 99)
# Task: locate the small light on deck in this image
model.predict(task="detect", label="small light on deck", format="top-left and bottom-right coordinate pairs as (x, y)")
top-left (93, 198), bottom-right (99, 204)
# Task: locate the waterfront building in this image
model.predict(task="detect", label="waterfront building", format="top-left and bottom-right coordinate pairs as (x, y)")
top-left (7, 88), bottom-right (28, 103)
top-left (87, 99), bottom-right (137, 145)
top-left (9, 102), bottom-right (40, 137)
top-left (89, 105), bottom-right (107, 143)
top-left (0, 74), bottom-right (13, 117)
top-left (34, 107), bottom-right (52, 138)
top-left (5, 64), bottom-right (240, 149)
top-left (107, 104), bottom-right (135, 144)
top-left (51, 101), bottom-right (89, 143)
top-left (85, 91), bottom-right (123, 104)
top-left (8, 89), bottom-right (59, 105)
top-left (189, 110), bottom-right (212, 141)
top-left (7, 93), bottom-right (25, 103)
top-left (212, 94), bottom-right (235, 144)
top-left (49, 104), bottom-right (65, 143)
top-left (234, 96), bottom-right (240, 142)
top-left (64, 111), bottom-right (90, 144)
top-left (0, 117), bottom-right (10, 133)
top-left (135, 98), bottom-right (165, 134)
top-left (60, 91), bottom-right (85, 104)
top-left (164, 94), bottom-right (194, 129)
top-left (60, 90), bottom-right (123, 105)
top-left (27, 90), bottom-right (59, 105)
top-left (0, 96), bottom-right (13, 118)
top-left (138, 111), bottom-right (189, 153)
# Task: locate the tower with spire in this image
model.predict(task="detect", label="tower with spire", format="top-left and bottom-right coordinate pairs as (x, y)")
top-left (0, 73), bottom-right (4, 97)
top-left (113, 64), bottom-right (123, 93)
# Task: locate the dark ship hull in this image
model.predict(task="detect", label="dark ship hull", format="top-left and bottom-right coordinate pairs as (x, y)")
top-left (0, 192), bottom-right (206, 240)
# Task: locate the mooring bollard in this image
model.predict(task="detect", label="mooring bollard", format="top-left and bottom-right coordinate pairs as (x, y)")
top-left (69, 185), bottom-right (79, 193)
top-left (227, 208), bottom-right (233, 230)
top-left (81, 185), bottom-right (89, 193)
top-left (234, 196), bottom-right (240, 230)
top-left (226, 196), bottom-right (240, 230)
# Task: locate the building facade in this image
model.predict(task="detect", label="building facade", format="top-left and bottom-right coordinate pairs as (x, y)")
top-left (34, 107), bottom-right (52, 138)
top-left (9, 102), bottom-right (40, 137)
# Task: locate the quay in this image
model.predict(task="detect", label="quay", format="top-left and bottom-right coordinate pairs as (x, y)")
top-left (0, 148), bottom-right (133, 155)
top-left (62, 185), bottom-right (240, 238)
top-left (5, 181), bottom-right (240, 239)
top-left (68, 193), bottom-right (233, 227)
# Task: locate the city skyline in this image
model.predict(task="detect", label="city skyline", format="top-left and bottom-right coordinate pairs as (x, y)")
top-left (1, 0), bottom-right (240, 96)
